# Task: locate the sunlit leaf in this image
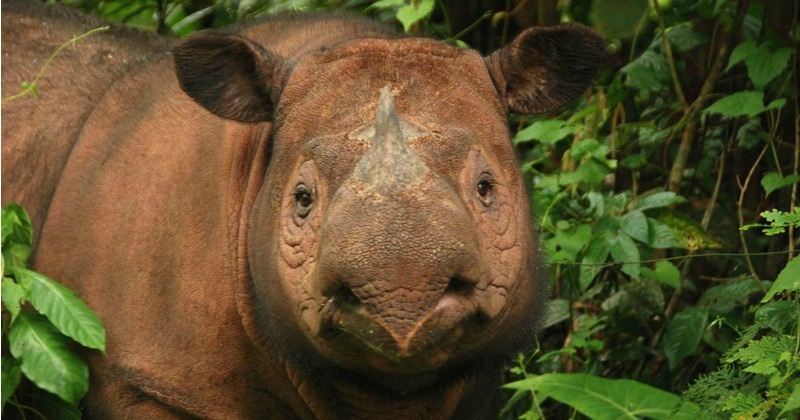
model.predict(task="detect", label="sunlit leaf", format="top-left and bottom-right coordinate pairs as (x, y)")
top-left (12, 267), bottom-right (105, 352)
top-left (8, 312), bottom-right (89, 404)
top-left (762, 257), bottom-right (800, 302)
top-left (514, 119), bottom-right (575, 145)
top-left (2, 277), bottom-right (28, 320)
top-left (396, 0), bottom-right (434, 32)
top-left (504, 373), bottom-right (699, 419)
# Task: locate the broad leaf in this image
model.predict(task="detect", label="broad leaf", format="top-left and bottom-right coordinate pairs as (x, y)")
top-left (728, 40), bottom-right (794, 89)
top-left (762, 256), bottom-right (800, 302)
top-left (609, 232), bottom-right (640, 279)
top-left (780, 382), bottom-right (800, 416)
top-left (1, 357), bottom-right (22, 409)
top-left (580, 225), bottom-right (614, 291)
top-left (622, 50), bottom-right (670, 91)
top-left (396, 0), bottom-right (434, 32)
top-left (619, 210), bottom-right (649, 244)
top-left (647, 217), bottom-right (679, 249)
top-left (663, 307), bottom-right (708, 369)
top-left (704, 90), bottom-right (785, 119)
top-left (1, 203), bottom-right (33, 248)
top-left (636, 191), bottom-right (681, 211)
top-left (504, 373), bottom-right (699, 419)
top-left (514, 119), bottom-right (575, 145)
top-left (641, 260), bottom-right (680, 289)
top-left (12, 267), bottom-right (105, 352)
top-left (8, 312), bottom-right (89, 404)
top-left (2, 277), bottom-right (28, 320)
top-left (761, 172), bottom-right (800, 197)
top-left (755, 301), bottom-right (797, 333)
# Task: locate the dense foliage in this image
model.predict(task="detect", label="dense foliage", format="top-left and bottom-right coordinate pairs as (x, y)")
top-left (5, 0), bottom-right (799, 418)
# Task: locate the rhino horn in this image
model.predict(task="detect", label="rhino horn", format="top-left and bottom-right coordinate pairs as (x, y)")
top-left (353, 86), bottom-right (430, 194)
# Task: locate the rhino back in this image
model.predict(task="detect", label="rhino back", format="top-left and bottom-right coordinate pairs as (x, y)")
top-left (1, 0), bottom-right (170, 241)
top-left (233, 13), bottom-right (400, 60)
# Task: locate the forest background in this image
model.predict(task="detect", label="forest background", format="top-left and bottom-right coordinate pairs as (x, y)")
top-left (2, 0), bottom-right (798, 418)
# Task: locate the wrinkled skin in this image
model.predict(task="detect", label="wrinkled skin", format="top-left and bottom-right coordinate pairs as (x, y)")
top-left (2, 1), bottom-right (604, 418)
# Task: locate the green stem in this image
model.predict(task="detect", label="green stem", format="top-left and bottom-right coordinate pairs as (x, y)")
top-left (1, 25), bottom-right (110, 105)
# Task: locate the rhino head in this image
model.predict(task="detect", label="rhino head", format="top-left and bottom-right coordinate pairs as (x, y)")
top-left (173, 23), bottom-right (604, 391)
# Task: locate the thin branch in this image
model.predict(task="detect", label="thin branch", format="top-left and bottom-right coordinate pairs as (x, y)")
top-left (737, 142), bottom-right (768, 289)
top-left (653, 0), bottom-right (689, 111)
top-left (1, 26), bottom-right (110, 105)
top-left (667, 0), bottom-right (748, 193)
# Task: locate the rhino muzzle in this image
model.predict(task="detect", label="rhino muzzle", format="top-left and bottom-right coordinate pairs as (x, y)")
top-left (314, 87), bottom-right (497, 373)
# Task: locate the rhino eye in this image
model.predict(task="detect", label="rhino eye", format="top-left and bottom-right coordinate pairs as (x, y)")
top-left (476, 178), bottom-right (495, 206)
top-left (294, 185), bottom-right (314, 217)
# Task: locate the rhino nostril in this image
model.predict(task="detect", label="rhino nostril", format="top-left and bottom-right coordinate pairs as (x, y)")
top-left (445, 276), bottom-right (474, 295)
top-left (332, 286), bottom-right (361, 306)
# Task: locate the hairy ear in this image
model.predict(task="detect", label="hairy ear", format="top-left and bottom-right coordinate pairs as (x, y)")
top-left (173, 33), bottom-right (289, 123)
top-left (485, 24), bottom-right (605, 114)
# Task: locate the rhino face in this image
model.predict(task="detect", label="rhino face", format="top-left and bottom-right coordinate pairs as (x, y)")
top-left (173, 23), bottom-right (604, 389)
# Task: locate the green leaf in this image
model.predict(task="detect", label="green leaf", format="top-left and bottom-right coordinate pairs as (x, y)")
top-left (622, 50), bottom-right (669, 91)
top-left (661, 23), bottom-right (708, 53)
top-left (755, 301), bottom-right (797, 333)
top-left (514, 119), bottom-right (575, 145)
top-left (635, 191), bottom-right (681, 211)
top-left (547, 223), bottom-right (592, 263)
top-left (780, 382), bottom-right (800, 416)
top-left (8, 312), bottom-right (89, 404)
top-left (641, 260), bottom-right (680, 289)
top-left (654, 211), bottom-right (720, 251)
top-left (761, 172), bottom-right (800, 197)
top-left (618, 210), bottom-right (649, 243)
top-left (726, 39), bottom-right (758, 72)
top-left (2, 204), bottom-right (33, 267)
top-left (704, 91), bottom-right (785, 118)
top-left (580, 224), bottom-right (614, 290)
top-left (11, 267), bottom-right (105, 352)
top-left (366, 0), bottom-right (406, 10)
top-left (609, 232), bottom-right (640, 279)
top-left (396, 0), bottom-right (434, 32)
top-left (700, 277), bottom-right (762, 316)
top-left (763, 257), bottom-right (800, 302)
top-left (542, 298), bottom-right (571, 329)
top-left (1, 357), bottom-right (22, 409)
top-left (504, 373), bottom-right (700, 419)
top-left (590, 0), bottom-right (648, 40)
top-left (727, 41), bottom-right (794, 88)
top-left (663, 307), bottom-right (708, 369)
top-left (647, 217), bottom-right (679, 249)
top-left (2, 277), bottom-right (28, 320)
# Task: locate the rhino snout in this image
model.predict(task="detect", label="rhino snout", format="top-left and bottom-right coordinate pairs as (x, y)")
top-left (307, 88), bottom-right (500, 373)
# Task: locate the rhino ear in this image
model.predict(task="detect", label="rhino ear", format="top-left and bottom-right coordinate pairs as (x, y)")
top-left (173, 33), bottom-right (289, 123)
top-left (485, 24), bottom-right (605, 114)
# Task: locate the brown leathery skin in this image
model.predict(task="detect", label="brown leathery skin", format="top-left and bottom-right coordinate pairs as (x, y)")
top-left (2, 0), bottom-right (605, 417)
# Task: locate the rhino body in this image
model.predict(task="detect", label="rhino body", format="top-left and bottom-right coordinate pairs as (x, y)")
top-left (1, 1), bottom-right (604, 418)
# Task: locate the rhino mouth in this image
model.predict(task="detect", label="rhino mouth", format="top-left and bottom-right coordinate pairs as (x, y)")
top-left (317, 284), bottom-right (493, 375)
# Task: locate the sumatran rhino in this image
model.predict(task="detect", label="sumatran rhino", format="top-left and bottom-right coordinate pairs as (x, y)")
top-left (2, 0), bottom-right (604, 418)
